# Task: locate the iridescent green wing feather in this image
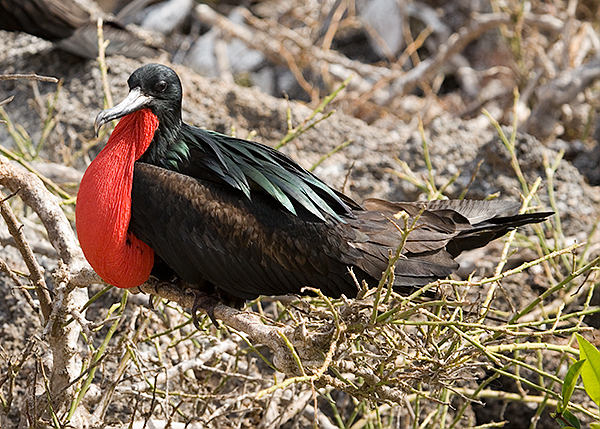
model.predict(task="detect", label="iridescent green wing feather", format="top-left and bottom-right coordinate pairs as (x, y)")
top-left (170, 126), bottom-right (360, 223)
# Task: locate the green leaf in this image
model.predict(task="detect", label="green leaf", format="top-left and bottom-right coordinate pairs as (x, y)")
top-left (576, 334), bottom-right (600, 406)
top-left (559, 359), bottom-right (586, 412)
top-left (552, 410), bottom-right (581, 429)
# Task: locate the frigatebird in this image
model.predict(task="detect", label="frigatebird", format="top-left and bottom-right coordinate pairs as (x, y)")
top-left (0, 0), bottom-right (156, 59)
top-left (76, 63), bottom-right (551, 321)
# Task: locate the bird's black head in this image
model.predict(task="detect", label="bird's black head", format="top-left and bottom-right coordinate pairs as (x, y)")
top-left (95, 64), bottom-right (183, 136)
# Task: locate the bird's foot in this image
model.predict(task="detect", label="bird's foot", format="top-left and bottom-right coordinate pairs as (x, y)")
top-left (189, 290), bottom-right (221, 329)
top-left (148, 294), bottom-right (155, 310)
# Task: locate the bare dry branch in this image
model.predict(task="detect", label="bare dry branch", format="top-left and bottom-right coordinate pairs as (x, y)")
top-left (127, 339), bottom-right (240, 392)
top-left (197, 6), bottom-right (566, 107)
top-left (136, 281), bottom-right (309, 374)
top-left (525, 58), bottom-right (600, 138)
top-left (0, 156), bottom-right (83, 266)
top-left (0, 95), bottom-right (14, 107)
top-left (386, 13), bottom-right (548, 100)
top-left (0, 194), bottom-right (52, 321)
top-left (195, 4), bottom-right (379, 93)
top-left (0, 155), bottom-right (88, 418)
top-left (0, 73), bottom-right (59, 83)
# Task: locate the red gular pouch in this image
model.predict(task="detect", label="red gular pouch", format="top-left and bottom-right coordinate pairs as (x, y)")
top-left (76, 109), bottom-right (159, 288)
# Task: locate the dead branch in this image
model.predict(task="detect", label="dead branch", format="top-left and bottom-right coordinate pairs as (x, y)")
top-left (195, 4), bottom-right (380, 93)
top-left (126, 339), bottom-right (239, 392)
top-left (0, 195), bottom-right (52, 321)
top-left (0, 95), bottom-right (14, 107)
top-left (135, 281), bottom-right (313, 375)
top-left (0, 155), bottom-right (88, 418)
top-left (0, 255), bottom-right (24, 288)
top-left (63, 258), bottom-right (315, 378)
top-left (524, 58), bottom-right (600, 139)
top-left (0, 157), bottom-right (83, 267)
top-left (0, 73), bottom-right (59, 83)
top-left (385, 12), bottom-right (561, 101)
top-left (197, 6), bottom-right (566, 107)
top-left (0, 228), bottom-right (59, 257)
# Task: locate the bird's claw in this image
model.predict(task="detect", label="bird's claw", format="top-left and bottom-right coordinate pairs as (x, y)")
top-left (148, 294), bottom-right (154, 310)
top-left (190, 291), bottom-right (221, 329)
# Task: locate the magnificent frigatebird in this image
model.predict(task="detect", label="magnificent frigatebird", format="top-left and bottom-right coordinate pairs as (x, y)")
top-left (76, 63), bottom-right (551, 321)
top-left (0, 0), bottom-right (156, 59)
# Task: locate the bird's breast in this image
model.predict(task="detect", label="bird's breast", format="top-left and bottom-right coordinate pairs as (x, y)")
top-left (76, 109), bottom-right (159, 288)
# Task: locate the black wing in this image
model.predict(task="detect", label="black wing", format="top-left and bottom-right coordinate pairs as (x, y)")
top-left (0, 0), bottom-right (88, 40)
top-left (161, 125), bottom-right (362, 224)
top-left (130, 162), bottom-right (368, 300)
top-left (0, 0), bottom-right (156, 58)
top-left (130, 163), bottom-right (551, 300)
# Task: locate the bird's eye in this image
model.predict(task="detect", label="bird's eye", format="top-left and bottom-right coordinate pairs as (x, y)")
top-left (155, 81), bottom-right (168, 93)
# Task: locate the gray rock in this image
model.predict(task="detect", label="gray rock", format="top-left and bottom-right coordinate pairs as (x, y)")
top-left (141, 0), bottom-right (193, 35)
top-left (360, 0), bottom-right (405, 58)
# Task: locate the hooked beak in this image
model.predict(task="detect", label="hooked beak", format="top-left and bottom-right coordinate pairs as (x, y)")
top-left (94, 87), bottom-right (152, 136)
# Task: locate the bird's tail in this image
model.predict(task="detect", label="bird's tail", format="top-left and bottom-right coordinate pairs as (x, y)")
top-left (351, 199), bottom-right (553, 289)
top-left (419, 200), bottom-right (553, 257)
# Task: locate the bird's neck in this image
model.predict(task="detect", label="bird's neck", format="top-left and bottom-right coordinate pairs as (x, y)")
top-left (138, 110), bottom-right (183, 166)
top-left (76, 109), bottom-right (159, 288)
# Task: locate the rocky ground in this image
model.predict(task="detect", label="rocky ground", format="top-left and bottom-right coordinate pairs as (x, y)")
top-left (1, 1), bottom-right (600, 428)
